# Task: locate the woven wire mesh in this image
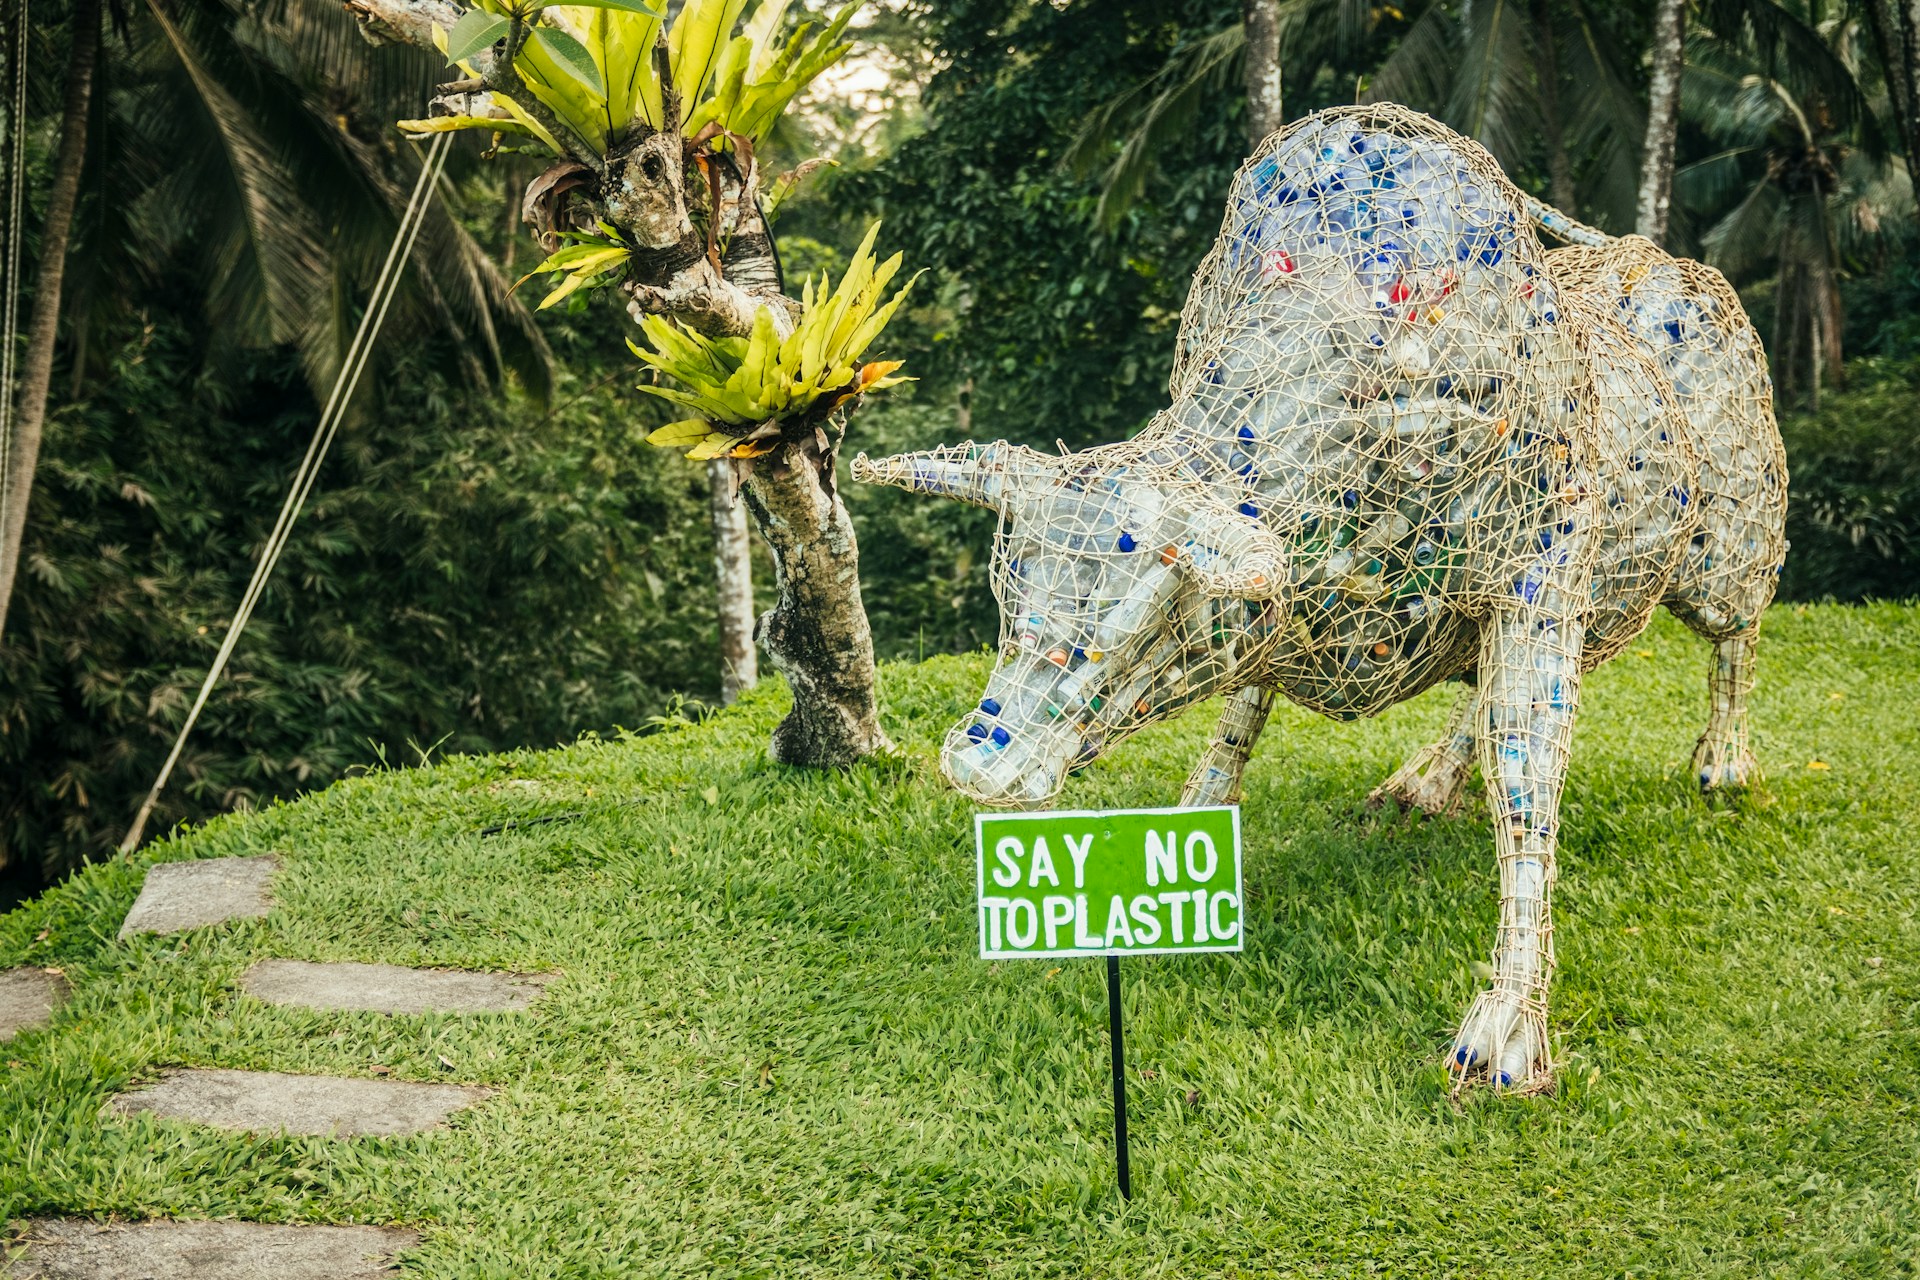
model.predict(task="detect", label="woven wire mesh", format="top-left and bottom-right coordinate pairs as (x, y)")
top-left (855, 105), bottom-right (1786, 818)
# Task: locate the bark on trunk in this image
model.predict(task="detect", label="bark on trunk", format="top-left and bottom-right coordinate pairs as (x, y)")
top-left (707, 457), bottom-right (758, 705)
top-left (1898, 0), bottom-right (1920, 215)
top-left (1242, 0), bottom-right (1284, 150)
top-left (739, 430), bottom-right (890, 767)
top-left (1635, 0), bottom-right (1685, 245)
top-left (0, 0), bottom-right (100, 641)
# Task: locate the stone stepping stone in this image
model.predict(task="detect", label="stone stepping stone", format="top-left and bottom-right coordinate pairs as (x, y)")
top-left (1, 1219), bottom-right (418, 1278)
top-left (0, 968), bottom-right (68, 1042)
top-left (240, 960), bottom-right (553, 1015)
top-left (104, 1069), bottom-right (489, 1137)
top-left (119, 856), bottom-right (278, 940)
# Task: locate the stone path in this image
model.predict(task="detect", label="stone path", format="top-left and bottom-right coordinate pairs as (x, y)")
top-left (241, 960), bottom-right (552, 1014)
top-left (0, 968), bottom-right (68, 1042)
top-left (7, 853), bottom-right (562, 1273)
top-left (118, 856), bottom-right (278, 939)
top-left (105, 1068), bottom-right (491, 1138)
top-left (2, 1219), bottom-right (419, 1279)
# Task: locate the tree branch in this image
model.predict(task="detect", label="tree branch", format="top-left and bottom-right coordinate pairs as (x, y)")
top-left (623, 259), bottom-right (796, 339)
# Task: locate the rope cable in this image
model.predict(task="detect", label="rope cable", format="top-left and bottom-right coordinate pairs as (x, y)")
top-left (118, 132), bottom-right (451, 853)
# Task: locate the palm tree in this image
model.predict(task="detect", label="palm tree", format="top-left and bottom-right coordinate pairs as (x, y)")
top-left (1068, 0), bottom-right (1650, 235)
top-left (1, 0), bottom-right (549, 639)
top-left (1856, 0), bottom-right (1920, 215)
top-left (1366, 0), bottom-right (1647, 229)
top-left (1244, 0), bottom-right (1283, 146)
top-left (1679, 18), bottom-right (1909, 405)
top-left (2, 0), bottom-right (104, 643)
top-left (1640, 0), bottom-right (1687, 241)
top-left (1066, 0), bottom-right (1407, 229)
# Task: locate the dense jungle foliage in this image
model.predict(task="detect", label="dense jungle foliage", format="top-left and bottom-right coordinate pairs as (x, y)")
top-left (3, 0), bottom-right (1916, 892)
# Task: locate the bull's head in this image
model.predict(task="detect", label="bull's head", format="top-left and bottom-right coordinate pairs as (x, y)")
top-left (854, 442), bottom-right (1290, 805)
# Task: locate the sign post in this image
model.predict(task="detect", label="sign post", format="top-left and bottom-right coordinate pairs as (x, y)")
top-left (975, 804), bottom-right (1243, 1200)
top-left (1105, 953), bottom-right (1131, 1199)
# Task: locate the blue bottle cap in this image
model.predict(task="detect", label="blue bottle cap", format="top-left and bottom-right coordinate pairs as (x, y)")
top-left (980, 697), bottom-right (1001, 716)
top-left (1117, 532), bottom-right (1136, 552)
top-left (1239, 502), bottom-right (1258, 518)
top-left (990, 726), bottom-right (1011, 747)
top-left (966, 724), bottom-right (988, 742)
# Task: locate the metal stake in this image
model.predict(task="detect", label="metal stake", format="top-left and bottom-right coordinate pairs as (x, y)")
top-left (1106, 953), bottom-right (1131, 1200)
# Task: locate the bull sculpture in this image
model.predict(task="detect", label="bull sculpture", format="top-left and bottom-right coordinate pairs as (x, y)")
top-left (851, 105), bottom-right (1787, 1091)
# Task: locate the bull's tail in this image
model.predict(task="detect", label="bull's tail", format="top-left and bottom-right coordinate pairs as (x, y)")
top-left (1520, 193), bottom-right (1611, 248)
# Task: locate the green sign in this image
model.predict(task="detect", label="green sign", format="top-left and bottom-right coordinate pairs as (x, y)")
top-left (974, 806), bottom-right (1244, 960)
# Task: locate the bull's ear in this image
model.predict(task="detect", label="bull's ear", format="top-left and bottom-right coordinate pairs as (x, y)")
top-left (1173, 503), bottom-right (1288, 600)
top-left (850, 441), bottom-right (1057, 512)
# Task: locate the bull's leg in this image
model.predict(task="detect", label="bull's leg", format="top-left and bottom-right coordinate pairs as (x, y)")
top-left (1691, 631), bottom-right (1760, 791)
top-left (1180, 685), bottom-right (1277, 806)
top-left (1367, 681), bottom-right (1480, 817)
top-left (1451, 602), bottom-right (1584, 1092)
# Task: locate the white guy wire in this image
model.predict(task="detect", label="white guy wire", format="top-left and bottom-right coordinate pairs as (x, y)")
top-left (119, 131), bottom-right (451, 853)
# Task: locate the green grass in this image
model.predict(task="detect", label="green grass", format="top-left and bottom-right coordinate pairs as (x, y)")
top-left (3, 604), bottom-right (1918, 1278)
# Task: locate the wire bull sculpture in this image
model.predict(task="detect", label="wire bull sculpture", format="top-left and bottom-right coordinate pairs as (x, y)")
top-left (853, 105), bottom-right (1787, 1091)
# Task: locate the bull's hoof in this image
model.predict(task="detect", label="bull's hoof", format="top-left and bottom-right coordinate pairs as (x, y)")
top-left (1692, 736), bottom-right (1758, 792)
top-left (1367, 749), bottom-right (1470, 818)
top-left (1448, 988), bottom-right (1551, 1095)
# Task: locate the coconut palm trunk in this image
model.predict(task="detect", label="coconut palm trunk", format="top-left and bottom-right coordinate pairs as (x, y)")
top-left (1242, 0), bottom-right (1283, 148)
top-left (0, 0), bottom-right (101, 641)
top-left (1636, 0), bottom-right (1686, 244)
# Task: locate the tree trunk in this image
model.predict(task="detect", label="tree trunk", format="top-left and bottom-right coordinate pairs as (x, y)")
top-left (706, 457), bottom-right (757, 705)
top-left (1242, 0), bottom-right (1284, 150)
top-left (1899, 0), bottom-right (1920, 215)
top-left (0, 0), bottom-right (99, 641)
top-left (1635, 0), bottom-right (1685, 245)
top-left (345, 0), bottom-right (887, 768)
top-left (739, 429), bottom-right (890, 767)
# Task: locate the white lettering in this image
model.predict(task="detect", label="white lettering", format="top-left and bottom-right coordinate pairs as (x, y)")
top-left (1129, 895), bottom-right (1162, 945)
top-left (1065, 833), bottom-right (1094, 888)
top-left (982, 896), bottom-right (1009, 950)
top-left (1209, 891), bottom-right (1241, 941)
top-left (1042, 895), bottom-right (1074, 949)
top-left (1157, 890), bottom-right (1191, 943)
top-left (1184, 831), bottom-right (1218, 882)
top-left (1029, 837), bottom-right (1059, 888)
top-left (1074, 894), bottom-right (1102, 948)
top-left (993, 837), bottom-right (1022, 888)
top-left (1192, 889), bottom-right (1210, 943)
top-left (1007, 899), bottom-right (1038, 948)
top-left (1146, 829), bottom-right (1178, 886)
top-left (1104, 894), bottom-right (1135, 948)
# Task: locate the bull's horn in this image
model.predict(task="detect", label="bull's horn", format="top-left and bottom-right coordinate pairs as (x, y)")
top-left (1176, 505), bottom-right (1288, 601)
top-left (849, 441), bottom-right (1058, 512)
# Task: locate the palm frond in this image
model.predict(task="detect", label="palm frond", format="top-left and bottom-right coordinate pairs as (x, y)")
top-left (1063, 23), bottom-right (1245, 233)
top-left (1364, 4), bottom-right (1456, 112)
top-left (143, 0), bottom-right (337, 386)
top-left (1674, 145), bottom-right (1762, 209)
top-left (1557, 0), bottom-right (1643, 230)
top-left (1700, 175), bottom-right (1784, 277)
top-left (1442, 0), bottom-right (1539, 171)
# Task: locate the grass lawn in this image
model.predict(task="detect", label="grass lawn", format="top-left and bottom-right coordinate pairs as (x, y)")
top-left (2, 603), bottom-right (1917, 1278)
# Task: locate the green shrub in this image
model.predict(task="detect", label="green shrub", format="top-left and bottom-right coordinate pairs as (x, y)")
top-left (0, 319), bottom-right (721, 887)
top-left (1777, 358), bottom-right (1920, 603)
